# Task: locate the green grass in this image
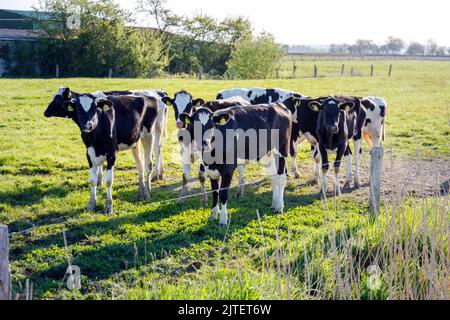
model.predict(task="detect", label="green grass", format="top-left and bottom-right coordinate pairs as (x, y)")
top-left (0, 59), bottom-right (449, 299)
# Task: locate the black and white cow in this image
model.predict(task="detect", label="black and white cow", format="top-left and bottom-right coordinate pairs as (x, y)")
top-left (178, 103), bottom-right (293, 225)
top-left (285, 96), bottom-right (329, 183)
top-left (216, 88), bottom-right (304, 104)
top-left (310, 96), bottom-right (366, 196)
top-left (160, 90), bottom-right (207, 203)
top-left (44, 87), bottom-right (168, 181)
top-left (361, 97), bottom-right (387, 149)
top-left (72, 94), bottom-right (159, 214)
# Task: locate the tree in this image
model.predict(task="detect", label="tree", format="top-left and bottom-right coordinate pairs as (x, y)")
top-left (426, 39), bottom-right (438, 55)
top-left (406, 42), bottom-right (425, 55)
top-left (385, 36), bottom-right (405, 54)
top-left (37, 0), bottom-right (168, 77)
top-left (227, 32), bottom-right (283, 79)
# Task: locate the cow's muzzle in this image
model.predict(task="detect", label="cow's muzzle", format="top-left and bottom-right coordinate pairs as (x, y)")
top-left (176, 121), bottom-right (185, 129)
top-left (327, 125), bottom-right (338, 133)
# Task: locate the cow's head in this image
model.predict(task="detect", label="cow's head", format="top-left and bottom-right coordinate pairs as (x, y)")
top-left (281, 96), bottom-right (301, 118)
top-left (44, 87), bottom-right (74, 118)
top-left (161, 90), bottom-right (204, 128)
top-left (179, 108), bottom-right (230, 153)
top-left (310, 97), bottom-right (355, 134)
top-left (74, 94), bottom-right (113, 133)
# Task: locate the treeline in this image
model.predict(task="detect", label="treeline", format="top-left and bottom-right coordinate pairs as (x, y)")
top-left (329, 37), bottom-right (450, 56)
top-left (7, 0), bottom-right (284, 79)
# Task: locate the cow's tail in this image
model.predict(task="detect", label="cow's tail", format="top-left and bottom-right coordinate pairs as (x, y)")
top-left (382, 115), bottom-right (386, 142)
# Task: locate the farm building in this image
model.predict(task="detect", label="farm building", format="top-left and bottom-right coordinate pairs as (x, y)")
top-left (0, 9), bottom-right (50, 77)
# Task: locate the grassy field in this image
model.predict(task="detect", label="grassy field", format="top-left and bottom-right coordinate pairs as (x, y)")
top-left (0, 59), bottom-right (449, 299)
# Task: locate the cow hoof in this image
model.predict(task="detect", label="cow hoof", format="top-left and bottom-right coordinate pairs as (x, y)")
top-left (158, 173), bottom-right (164, 181)
top-left (354, 181), bottom-right (361, 189)
top-left (343, 181), bottom-right (351, 190)
top-left (151, 176), bottom-right (158, 182)
top-left (139, 193), bottom-right (149, 201)
top-left (87, 202), bottom-right (96, 212)
top-left (273, 209), bottom-right (283, 214)
top-left (294, 172), bottom-right (301, 179)
top-left (97, 181), bottom-right (102, 188)
top-left (218, 222), bottom-right (228, 227)
top-left (308, 178), bottom-right (318, 186)
top-left (104, 208), bottom-right (113, 215)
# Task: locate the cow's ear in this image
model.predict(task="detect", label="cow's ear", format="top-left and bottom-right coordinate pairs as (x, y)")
top-left (162, 96), bottom-right (173, 106)
top-left (308, 101), bottom-right (322, 112)
top-left (179, 112), bottom-right (192, 125)
top-left (97, 99), bottom-right (113, 112)
top-left (339, 101), bottom-right (355, 112)
top-left (193, 98), bottom-right (205, 107)
top-left (213, 113), bottom-right (230, 126)
top-left (62, 87), bottom-right (71, 100)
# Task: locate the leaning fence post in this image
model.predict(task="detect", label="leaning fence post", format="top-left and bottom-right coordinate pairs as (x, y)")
top-left (351, 67), bottom-right (354, 77)
top-left (370, 64), bottom-right (374, 77)
top-left (0, 225), bottom-right (11, 300)
top-left (341, 64), bottom-right (345, 76)
top-left (369, 147), bottom-right (384, 216)
top-left (293, 61), bottom-right (297, 78)
top-left (55, 64), bottom-right (59, 78)
top-left (388, 64), bottom-right (392, 77)
top-left (313, 64), bottom-right (318, 78)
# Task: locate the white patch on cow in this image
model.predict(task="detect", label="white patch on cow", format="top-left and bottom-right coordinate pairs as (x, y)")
top-left (329, 100), bottom-right (336, 105)
top-left (217, 88), bottom-right (302, 104)
top-left (174, 92), bottom-right (192, 117)
top-left (53, 87), bottom-right (65, 98)
top-left (207, 168), bottom-right (220, 180)
top-left (87, 147), bottom-right (106, 166)
top-left (219, 202), bottom-right (228, 225)
top-left (198, 112), bottom-right (210, 125)
top-left (92, 91), bottom-right (108, 99)
top-left (118, 143), bottom-right (134, 151)
top-left (80, 96), bottom-right (94, 112)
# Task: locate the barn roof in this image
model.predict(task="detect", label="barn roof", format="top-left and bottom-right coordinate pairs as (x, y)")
top-left (0, 28), bottom-right (43, 41)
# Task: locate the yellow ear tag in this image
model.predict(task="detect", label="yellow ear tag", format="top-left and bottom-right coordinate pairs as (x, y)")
top-left (103, 105), bottom-right (110, 112)
top-left (345, 105), bottom-right (350, 112)
top-left (184, 117), bottom-right (190, 124)
top-left (67, 106), bottom-right (74, 112)
top-left (219, 118), bottom-right (227, 125)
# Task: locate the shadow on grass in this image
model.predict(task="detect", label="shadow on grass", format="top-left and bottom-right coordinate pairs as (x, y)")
top-left (0, 182), bottom-right (69, 207)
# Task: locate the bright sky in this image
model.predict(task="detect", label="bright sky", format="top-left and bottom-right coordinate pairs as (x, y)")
top-left (1, 0), bottom-right (449, 46)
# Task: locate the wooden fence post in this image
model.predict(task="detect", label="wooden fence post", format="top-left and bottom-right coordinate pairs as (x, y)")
top-left (369, 147), bottom-right (384, 216)
top-left (55, 64), bottom-right (59, 78)
top-left (230, 68), bottom-right (235, 80)
top-left (108, 68), bottom-right (113, 78)
top-left (313, 64), bottom-right (318, 78)
top-left (198, 66), bottom-right (203, 80)
top-left (341, 64), bottom-right (345, 76)
top-left (370, 64), bottom-right (374, 77)
top-left (388, 64), bottom-right (392, 77)
top-left (351, 67), bottom-right (354, 77)
top-left (293, 61), bottom-right (297, 78)
top-left (0, 225), bottom-right (11, 300)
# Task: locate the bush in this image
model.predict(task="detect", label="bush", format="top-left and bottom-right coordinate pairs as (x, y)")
top-left (227, 32), bottom-right (283, 79)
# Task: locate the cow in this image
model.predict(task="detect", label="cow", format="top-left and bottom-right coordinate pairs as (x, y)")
top-left (44, 87), bottom-right (168, 181)
top-left (361, 97), bottom-right (387, 149)
top-left (284, 96), bottom-right (329, 183)
top-left (309, 96), bottom-right (366, 196)
top-left (216, 88), bottom-right (304, 104)
top-left (178, 103), bottom-right (293, 226)
top-left (71, 93), bottom-right (159, 214)
top-left (160, 90), bottom-right (208, 203)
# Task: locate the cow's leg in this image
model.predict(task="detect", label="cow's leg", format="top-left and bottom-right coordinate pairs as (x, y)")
top-left (236, 164), bottom-right (245, 198)
top-left (353, 139), bottom-right (362, 189)
top-left (334, 146), bottom-right (345, 196)
top-left (141, 131), bottom-right (154, 197)
top-left (343, 144), bottom-right (353, 190)
top-left (178, 144), bottom-right (191, 204)
top-left (272, 155), bottom-right (287, 214)
top-left (198, 164), bottom-right (207, 206)
top-left (88, 164), bottom-right (99, 212)
top-left (97, 166), bottom-right (103, 187)
top-left (131, 142), bottom-right (147, 200)
top-left (319, 145), bottom-right (329, 197)
top-left (104, 155), bottom-right (116, 215)
top-left (209, 178), bottom-right (220, 221)
top-left (290, 139), bottom-right (300, 179)
top-left (151, 130), bottom-right (163, 182)
top-left (309, 143), bottom-right (322, 185)
top-left (219, 172), bottom-right (233, 226)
